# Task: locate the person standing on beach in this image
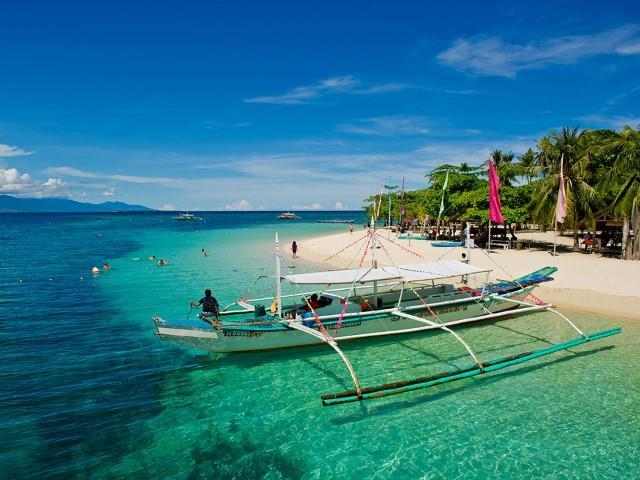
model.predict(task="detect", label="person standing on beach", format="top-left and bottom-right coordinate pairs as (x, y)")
top-left (292, 241), bottom-right (298, 259)
top-left (190, 289), bottom-right (219, 325)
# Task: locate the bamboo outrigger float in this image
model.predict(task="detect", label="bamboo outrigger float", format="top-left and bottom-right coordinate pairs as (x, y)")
top-left (152, 222), bottom-right (621, 406)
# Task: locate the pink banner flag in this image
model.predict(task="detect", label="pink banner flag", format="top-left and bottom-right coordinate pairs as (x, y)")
top-left (488, 159), bottom-right (504, 224)
top-left (555, 154), bottom-right (567, 224)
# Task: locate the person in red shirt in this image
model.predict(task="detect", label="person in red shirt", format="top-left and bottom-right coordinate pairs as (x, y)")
top-left (306, 293), bottom-right (320, 311)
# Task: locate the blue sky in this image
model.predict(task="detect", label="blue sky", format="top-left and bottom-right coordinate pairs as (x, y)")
top-left (1, 0), bottom-right (639, 210)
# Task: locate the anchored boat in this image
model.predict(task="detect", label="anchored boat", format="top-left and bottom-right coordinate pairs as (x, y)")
top-left (278, 212), bottom-right (301, 220)
top-left (152, 225), bottom-right (621, 406)
top-left (397, 232), bottom-right (430, 240)
top-left (172, 212), bottom-right (202, 221)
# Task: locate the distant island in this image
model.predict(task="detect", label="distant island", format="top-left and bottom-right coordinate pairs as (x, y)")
top-left (0, 194), bottom-right (153, 213)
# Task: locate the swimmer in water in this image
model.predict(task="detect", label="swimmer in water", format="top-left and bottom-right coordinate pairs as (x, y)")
top-left (201, 248), bottom-right (207, 257)
top-left (103, 262), bottom-right (111, 270)
top-left (91, 266), bottom-right (100, 274)
top-left (157, 259), bottom-right (169, 266)
top-left (149, 255), bottom-right (156, 261)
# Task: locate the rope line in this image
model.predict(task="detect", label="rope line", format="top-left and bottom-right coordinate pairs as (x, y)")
top-left (323, 233), bottom-right (369, 263)
top-left (358, 233), bottom-right (372, 267)
top-left (378, 235), bottom-right (424, 259)
top-left (332, 299), bottom-right (348, 337)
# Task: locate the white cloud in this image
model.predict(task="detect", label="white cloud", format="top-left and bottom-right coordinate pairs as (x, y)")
top-left (0, 144), bottom-right (33, 157)
top-left (334, 201), bottom-right (346, 210)
top-left (291, 202), bottom-right (323, 210)
top-left (204, 121), bottom-right (223, 130)
top-left (0, 168), bottom-right (32, 192)
top-left (244, 76), bottom-right (409, 104)
top-left (338, 115), bottom-right (429, 136)
top-left (0, 168), bottom-right (67, 197)
top-left (578, 114), bottom-right (640, 129)
top-left (438, 24), bottom-right (640, 77)
top-left (415, 139), bottom-right (534, 165)
top-left (160, 203), bottom-right (176, 211)
top-left (42, 177), bottom-right (65, 188)
top-left (44, 166), bottom-right (173, 184)
top-left (224, 199), bottom-right (252, 211)
top-left (102, 187), bottom-right (116, 197)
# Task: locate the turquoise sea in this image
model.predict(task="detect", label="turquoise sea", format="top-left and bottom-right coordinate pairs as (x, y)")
top-left (1, 212), bottom-right (639, 479)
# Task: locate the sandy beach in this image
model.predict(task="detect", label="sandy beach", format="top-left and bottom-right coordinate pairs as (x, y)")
top-left (297, 229), bottom-right (640, 320)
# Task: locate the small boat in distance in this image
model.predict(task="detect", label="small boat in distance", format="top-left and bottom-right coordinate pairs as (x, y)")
top-left (316, 219), bottom-right (354, 224)
top-left (172, 212), bottom-right (202, 221)
top-left (278, 212), bottom-right (301, 220)
top-left (397, 232), bottom-right (429, 240)
top-left (432, 241), bottom-right (463, 247)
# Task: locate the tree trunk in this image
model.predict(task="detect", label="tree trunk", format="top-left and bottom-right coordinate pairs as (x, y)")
top-left (572, 229), bottom-right (580, 251)
top-left (622, 217), bottom-right (631, 260)
top-left (632, 201), bottom-right (640, 261)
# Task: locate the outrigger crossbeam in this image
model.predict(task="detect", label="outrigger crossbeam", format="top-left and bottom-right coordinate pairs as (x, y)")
top-left (321, 327), bottom-right (621, 406)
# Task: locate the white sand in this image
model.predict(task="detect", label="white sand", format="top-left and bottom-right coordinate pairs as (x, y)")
top-left (296, 228), bottom-right (640, 319)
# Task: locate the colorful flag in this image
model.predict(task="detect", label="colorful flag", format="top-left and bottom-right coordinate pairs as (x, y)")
top-left (438, 170), bottom-right (449, 219)
top-left (555, 154), bottom-right (567, 224)
top-left (488, 159), bottom-right (504, 224)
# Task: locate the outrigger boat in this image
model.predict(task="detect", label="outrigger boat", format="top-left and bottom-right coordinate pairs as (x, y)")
top-left (432, 241), bottom-right (463, 247)
top-left (172, 212), bottom-right (202, 221)
top-left (152, 225), bottom-right (621, 406)
top-left (316, 219), bottom-right (355, 224)
top-left (278, 211), bottom-right (301, 220)
top-left (397, 232), bottom-right (429, 240)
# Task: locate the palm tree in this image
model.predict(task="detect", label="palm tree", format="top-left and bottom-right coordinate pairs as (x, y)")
top-left (604, 126), bottom-right (640, 260)
top-left (491, 149), bottom-right (518, 186)
top-left (530, 127), bottom-right (601, 251)
top-left (518, 148), bottom-right (537, 183)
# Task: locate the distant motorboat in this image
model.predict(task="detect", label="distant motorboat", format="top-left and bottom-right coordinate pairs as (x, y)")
top-left (278, 212), bottom-right (301, 220)
top-left (173, 212), bottom-right (202, 221)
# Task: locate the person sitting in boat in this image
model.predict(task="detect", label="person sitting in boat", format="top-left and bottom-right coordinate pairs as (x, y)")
top-left (190, 289), bottom-right (220, 325)
top-left (301, 293), bottom-right (320, 312)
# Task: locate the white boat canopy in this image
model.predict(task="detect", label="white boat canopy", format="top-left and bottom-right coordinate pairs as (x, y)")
top-left (283, 260), bottom-right (489, 285)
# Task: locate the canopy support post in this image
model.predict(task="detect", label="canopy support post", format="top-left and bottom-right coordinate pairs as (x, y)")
top-left (275, 233), bottom-right (282, 317)
top-left (466, 221), bottom-right (471, 262)
top-left (396, 282), bottom-right (405, 309)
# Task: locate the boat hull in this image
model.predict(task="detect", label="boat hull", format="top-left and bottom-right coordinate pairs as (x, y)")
top-left (154, 291), bottom-right (529, 353)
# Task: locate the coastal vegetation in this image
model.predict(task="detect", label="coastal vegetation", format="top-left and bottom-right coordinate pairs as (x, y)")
top-left (364, 125), bottom-right (640, 259)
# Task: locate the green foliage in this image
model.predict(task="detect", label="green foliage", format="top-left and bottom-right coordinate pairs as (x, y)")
top-left (363, 126), bottom-right (640, 240)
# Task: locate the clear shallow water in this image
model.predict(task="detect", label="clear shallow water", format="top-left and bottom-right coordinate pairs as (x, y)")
top-left (1, 212), bottom-right (638, 479)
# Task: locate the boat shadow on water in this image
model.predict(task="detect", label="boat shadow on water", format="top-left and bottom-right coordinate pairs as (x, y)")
top-left (329, 344), bottom-right (616, 425)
